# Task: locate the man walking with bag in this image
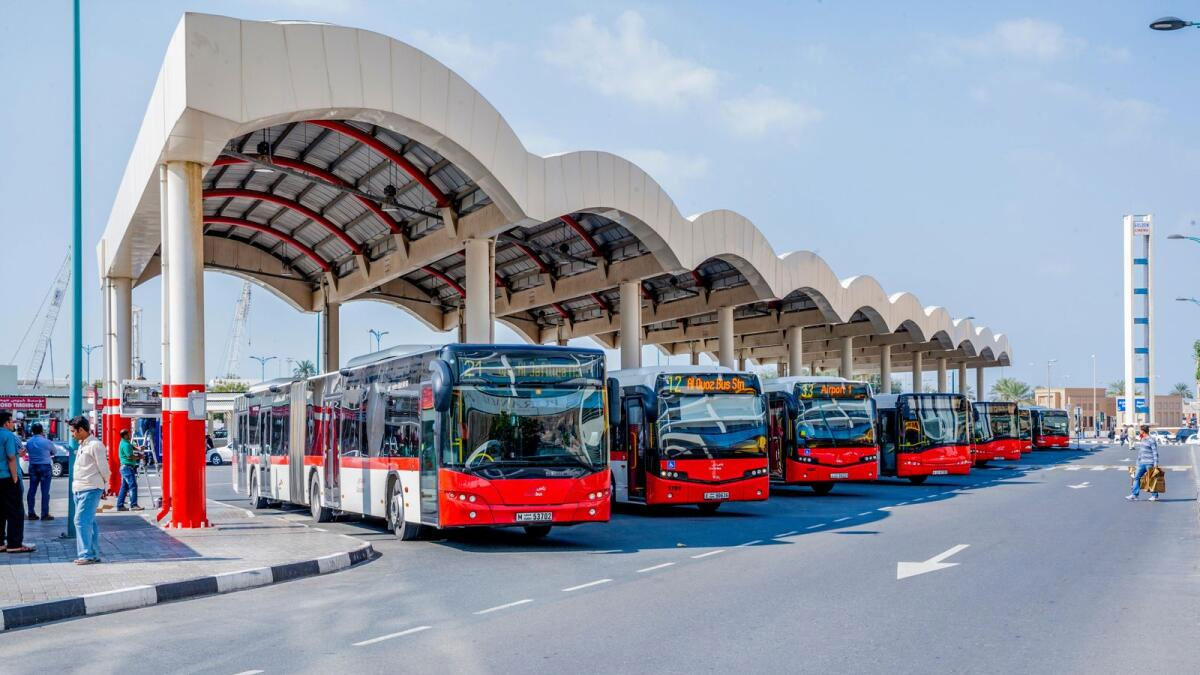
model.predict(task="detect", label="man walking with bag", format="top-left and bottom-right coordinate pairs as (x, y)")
top-left (1127, 425), bottom-right (1160, 502)
top-left (69, 416), bottom-right (109, 564)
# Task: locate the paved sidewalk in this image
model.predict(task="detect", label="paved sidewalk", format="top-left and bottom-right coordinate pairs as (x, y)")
top-left (0, 496), bottom-right (366, 607)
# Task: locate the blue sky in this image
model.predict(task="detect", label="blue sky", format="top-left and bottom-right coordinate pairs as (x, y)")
top-left (2, 0), bottom-right (1198, 392)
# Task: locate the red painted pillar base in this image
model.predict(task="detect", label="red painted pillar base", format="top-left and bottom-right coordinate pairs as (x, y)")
top-left (104, 399), bottom-right (128, 496)
top-left (166, 384), bottom-right (209, 529)
top-left (156, 409), bottom-right (172, 522)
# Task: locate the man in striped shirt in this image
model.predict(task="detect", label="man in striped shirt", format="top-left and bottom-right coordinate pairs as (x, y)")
top-left (1127, 425), bottom-right (1160, 502)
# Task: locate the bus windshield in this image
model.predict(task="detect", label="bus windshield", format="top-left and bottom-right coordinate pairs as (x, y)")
top-left (972, 407), bottom-right (994, 443)
top-left (899, 396), bottom-right (969, 450)
top-left (656, 391), bottom-right (767, 459)
top-left (1018, 410), bottom-right (1032, 440)
top-left (796, 397), bottom-right (875, 448)
top-left (1039, 412), bottom-right (1069, 436)
top-left (980, 404), bottom-right (1018, 439)
top-left (449, 386), bottom-right (606, 478)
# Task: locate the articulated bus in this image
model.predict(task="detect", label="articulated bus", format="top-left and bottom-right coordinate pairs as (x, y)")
top-left (972, 402), bottom-right (1023, 463)
top-left (1028, 406), bottom-right (1070, 449)
top-left (609, 366), bottom-right (769, 513)
top-left (874, 393), bottom-right (972, 484)
top-left (764, 377), bottom-right (878, 494)
top-left (231, 344), bottom-right (611, 539)
top-left (1017, 407), bottom-right (1034, 452)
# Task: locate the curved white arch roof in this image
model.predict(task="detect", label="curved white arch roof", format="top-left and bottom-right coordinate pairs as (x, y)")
top-left (98, 13), bottom-right (1010, 366)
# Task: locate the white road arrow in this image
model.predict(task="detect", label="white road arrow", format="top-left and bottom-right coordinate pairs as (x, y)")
top-left (1068, 481), bottom-right (1091, 489)
top-left (897, 544), bottom-right (970, 580)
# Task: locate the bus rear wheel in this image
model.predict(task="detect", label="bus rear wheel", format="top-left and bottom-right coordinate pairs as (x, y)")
top-left (908, 475), bottom-right (928, 485)
top-left (388, 480), bottom-right (421, 541)
top-left (249, 470), bottom-right (268, 509)
top-left (811, 483), bottom-right (834, 495)
top-left (523, 525), bottom-right (552, 538)
top-left (698, 502), bottom-right (721, 514)
top-left (309, 474), bottom-right (332, 523)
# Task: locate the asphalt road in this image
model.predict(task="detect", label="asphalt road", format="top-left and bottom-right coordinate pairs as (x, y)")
top-left (3, 442), bottom-right (1198, 674)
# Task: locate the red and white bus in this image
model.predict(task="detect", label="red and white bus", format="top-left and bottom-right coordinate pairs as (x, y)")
top-left (971, 401), bottom-right (1023, 463)
top-left (1028, 406), bottom-right (1070, 449)
top-left (232, 344), bottom-right (611, 539)
top-left (1017, 407), bottom-right (1034, 452)
top-left (874, 393), bottom-right (972, 484)
top-left (609, 366), bottom-right (769, 513)
top-left (764, 377), bottom-right (878, 494)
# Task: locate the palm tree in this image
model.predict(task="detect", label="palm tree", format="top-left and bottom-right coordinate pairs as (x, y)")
top-left (990, 377), bottom-right (1032, 403)
top-left (293, 359), bottom-right (317, 378)
top-left (1171, 382), bottom-right (1193, 400)
top-left (1106, 379), bottom-right (1124, 397)
top-left (1193, 339), bottom-right (1200, 381)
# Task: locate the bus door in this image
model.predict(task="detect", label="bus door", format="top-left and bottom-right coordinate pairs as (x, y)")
top-left (289, 382), bottom-right (307, 500)
top-left (324, 399), bottom-right (342, 503)
top-left (232, 409), bottom-right (247, 493)
top-left (624, 396), bottom-right (648, 499)
top-left (418, 385), bottom-right (439, 526)
top-left (878, 409), bottom-right (898, 473)
top-left (767, 394), bottom-right (789, 478)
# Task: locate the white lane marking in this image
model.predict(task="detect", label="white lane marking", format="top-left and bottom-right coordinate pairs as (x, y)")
top-left (805, 524), bottom-right (824, 529)
top-left (1068, 482), bottom-right (1090, 489)
top-left (776, 530), bottom-right (798, 537)
top-left (737, 540), bottom-right (762, 548)
top-left (833, 517), bottom-right (851, 523)
top-left (588, 549), bottom-right (623, 554)
top-left (897, 544), bottom-right (970, 580)
top-left (232, 671), bottom-right (264, 675)
top-left (896, 501), bottom-right (909, 506)
top-left (206, 498), bottom-right (254, 518)
top-left (312, 527), bottom-right (326, 532)
top-left (562, 579), bottom-right (612, 592)
top-left (474, 599), bottom-right (533, 615)
top-left (691, 549), bottom-right (725, 559)
top-left (353, 625), bottom-right (432, 647)
top-left (857, 512), bottom-right (872, 516)
top-left (1090, 466), bottom-right (1107, 471)
top-left (637, 562), bottom-right (675, 573)
top-left (877, 506), bottom-right (894, 511)
top-left (1065, 466), bottom-right (1082, 471)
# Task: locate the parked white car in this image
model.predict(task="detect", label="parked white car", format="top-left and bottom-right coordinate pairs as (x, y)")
top-left (1186, 433), bottom-right (1200, 445)
top-left (207, 445), bottom-right (233, 466)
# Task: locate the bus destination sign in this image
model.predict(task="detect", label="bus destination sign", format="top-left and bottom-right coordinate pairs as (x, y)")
top-left (796, 382), bottom-right (871, 400)
top-left (658, 373), bottom-right (758, 395)
top-left (456, 350), bottom-right (605, 385)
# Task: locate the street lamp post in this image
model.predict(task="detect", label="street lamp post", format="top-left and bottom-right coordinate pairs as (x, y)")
top-left (1047, 358), bottom-right (1057, 405)
top-left (1167, 233), bottom-right (1200, 245)
top-left (1149, 16), bottom-right (1199, 30)
top-left (1091, 353), bottom-right (1097, 436)
top-left (1177, 297), bottom-right (1200, 307)
top-left (369, 329), bottom-right (389, 352)
top-left (250, 355), bottom-right (276, 382)
top-left (81, 343), bottom-right (101, 389)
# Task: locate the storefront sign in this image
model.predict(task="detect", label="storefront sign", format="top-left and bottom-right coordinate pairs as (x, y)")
top-left (0, 396), bottom-right (48, 409)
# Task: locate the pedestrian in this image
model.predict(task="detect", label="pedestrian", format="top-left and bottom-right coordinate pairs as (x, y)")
top-left (24, 422), bottom-right (55, 521)
top-left (69, 416), bottom-right (109, 564)
top-left (115, 429), bottom-right (142, 512)
top-left (0, 411), bottom-right (35, 553)
top-left (1127, 424), bottom-right (1160, 502)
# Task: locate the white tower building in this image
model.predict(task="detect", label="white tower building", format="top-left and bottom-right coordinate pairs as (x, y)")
top-left (1122, 214), bottom-right (1153, 426)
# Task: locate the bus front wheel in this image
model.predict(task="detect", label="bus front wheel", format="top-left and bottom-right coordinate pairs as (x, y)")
top-left (523, 525), bottom-right (552, 538)
top-left (811, 483), bottom-right (834, 495)
top-left (698, 502), bottom-right (721, 514)
top-left (309, 474), bottom-right (332, 523)
top-left (908, 475), bottom-right (928, 485)
top-left (249, 470), bottom-right (269, 510)
top-left (388, 480), bottom-right (422, 541)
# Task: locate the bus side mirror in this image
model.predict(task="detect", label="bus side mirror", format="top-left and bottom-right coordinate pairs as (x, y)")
top-left (606, 378), bottom-right (622, 429)
top-left (429, 360), bottom-right (453, 413)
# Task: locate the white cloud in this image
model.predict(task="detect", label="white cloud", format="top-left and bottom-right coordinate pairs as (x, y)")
top-left (720, 87), bottom-right (823, 139)
top-left (543, 11), bottom-right (718, 109)
top-left (620, 149), bottom-right (711, 193)
top-left (408, 30), bottom-right (509, 81)
top-left (954, 19), bottom-right (1085, 61)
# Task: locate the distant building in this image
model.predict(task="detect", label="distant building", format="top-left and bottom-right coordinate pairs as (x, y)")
top-left (1034, 386), bottom-right (1184, 428)
top-left (0, 364), bottom-right (94, 441)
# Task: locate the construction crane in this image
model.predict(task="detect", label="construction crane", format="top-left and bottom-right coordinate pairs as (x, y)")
top-left (221, 282), bottom-right (252, 378)
top-left (19, 254), bottom-right (71, 389)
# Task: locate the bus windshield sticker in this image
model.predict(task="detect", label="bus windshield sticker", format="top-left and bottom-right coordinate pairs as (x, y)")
top-left (795, 382), bottom-right (871, 400)
top-left (657, 374), bottom-right (759, 395)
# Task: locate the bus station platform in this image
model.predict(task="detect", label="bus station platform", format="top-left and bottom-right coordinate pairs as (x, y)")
top-left (0, 498), bottom-right (374, 631)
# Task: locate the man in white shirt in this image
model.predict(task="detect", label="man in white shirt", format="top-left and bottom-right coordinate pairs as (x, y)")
top-left (69, 416), bottom-right (109, 564)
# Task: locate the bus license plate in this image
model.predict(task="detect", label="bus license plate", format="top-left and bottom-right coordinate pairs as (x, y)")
top-left (703, 491), bottom-right (729, 500)
top-left (830, 472), bottom-right (849, 479)
top-left (932, 470), bottom-right (948, 475)
top-left (515, 512), bottom-right (553, 522)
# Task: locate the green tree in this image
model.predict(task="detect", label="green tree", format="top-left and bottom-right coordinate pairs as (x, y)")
top-left (1106, 379), bottom-right (1124, 397)
top-left (210, 380), bottom-right (249, 393)
top-left (1171, 382), bottom-right (1193, 400)
top-left (990, 377), bottom-right (1032, 403)
top-left (293, 359), bottom-right (317, 378)
top-left (1193, 339), bottom-right (1200, 381)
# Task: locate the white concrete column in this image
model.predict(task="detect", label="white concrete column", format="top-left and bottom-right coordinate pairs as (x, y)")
top-left (157, 163), bottom-right (172, 518)
top-left (165, 160), bottom-right (209, 527)
top-left (840, 335), bottom-right (854, 378)
top-left (958, 362), bottom-right (968, 397)
top-left (718, 306), bottom-right (735, 368)
top-left (463, 237), bottom-right (495, 343)
top-left (322, 301), bottom-right (340, 371)
top-left (911, 351), bottom-right (923, 393)
top-left (738, 349), bottom-right (747, 371)
top-left (556, 323), bottom-right (568, 347)
top-left (976, 365), bottom-right (986, 402)
top-left (787, 325), bottom-right (803, 376)
top-left (690, 341), bottom-right (700, 366)
top-left (880, 344), bottom-right (891, 394)
top-left (937, 357), bottom-right (948, 392)
top-left (104, 275), bottom-right (132, 495)
top-left (619, 281), bottom-right (641, 369)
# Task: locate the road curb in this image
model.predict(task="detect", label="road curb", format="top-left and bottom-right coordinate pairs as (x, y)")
top-left (0, 543), bottom-right (376, 632)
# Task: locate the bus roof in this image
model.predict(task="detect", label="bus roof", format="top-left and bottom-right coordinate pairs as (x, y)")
top-left (609, 365), bottom-right (746, 389)
top-left (763, 375), bottom-right (853, 394)
top-left (873, 392), bottom-right (967, 409)
top-left (245, 377), bottom-right (299, 395)
top-left (343, 342), bottom-right (607, 370)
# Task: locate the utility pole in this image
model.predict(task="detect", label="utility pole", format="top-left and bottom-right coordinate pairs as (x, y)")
top-left (250, 355), bottom-right (276, 382)
top-left (66, 0), bottom-right (82, 540)
top-left (82, 343), bottom-right (100, 389)
top-left (369, 328), bottom-right (389, 352)
top-left (1091, 354), bottom-right (1097, 436)
top-left (1046, 359), bottom-right (1057, 403)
